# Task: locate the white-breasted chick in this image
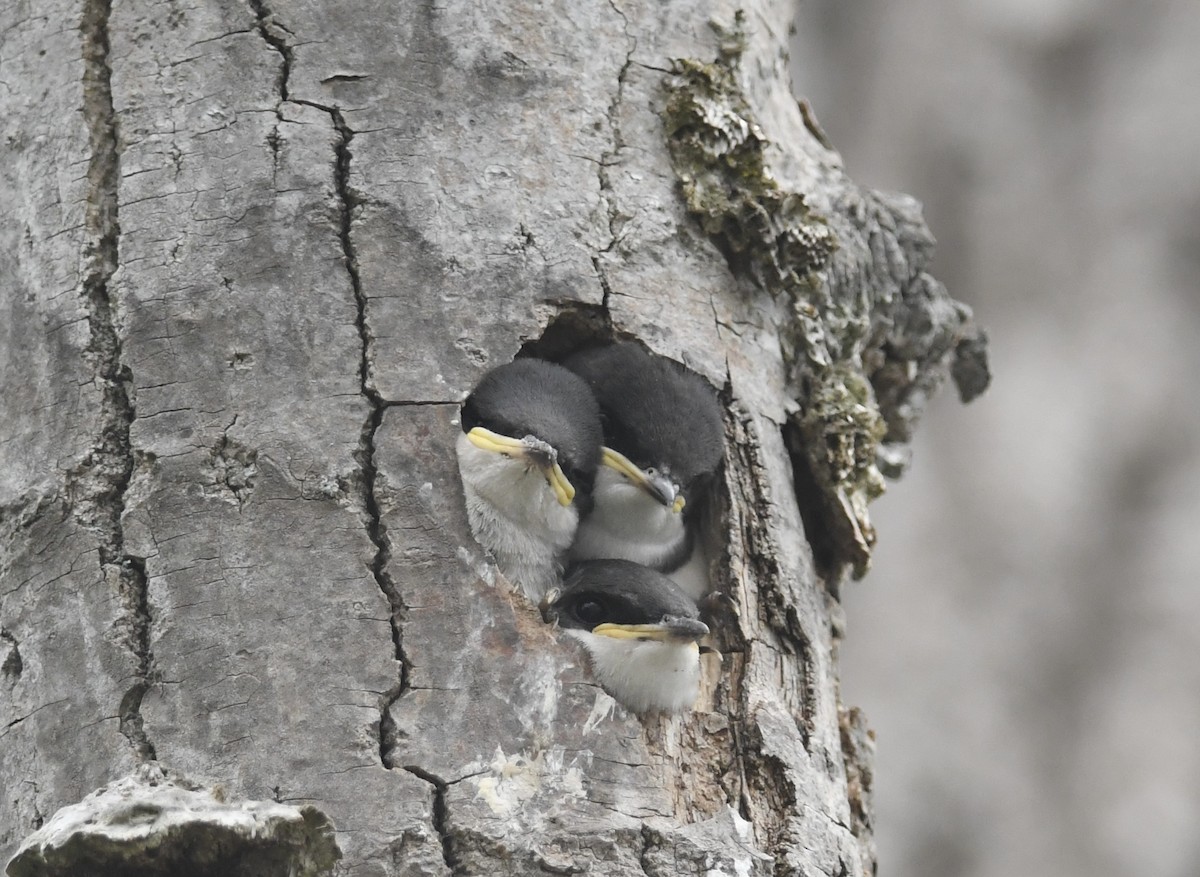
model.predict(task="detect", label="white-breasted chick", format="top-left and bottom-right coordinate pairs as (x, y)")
top-left (541, 559), bottom-right (710, 714)
top-left (456, 359), bottom-right (602, 601)
top-left (564, 343), bottom-right (723, 600)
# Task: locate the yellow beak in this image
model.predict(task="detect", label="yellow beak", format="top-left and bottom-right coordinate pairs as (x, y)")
top-left (466, 427), bottom-right (576, 506)
top-left (600, 447), bottom-right (685, 513)
top-left (591, 618), bottom-right (709, 643)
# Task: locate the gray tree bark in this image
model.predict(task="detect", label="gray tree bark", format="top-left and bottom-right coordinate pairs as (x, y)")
top-left (0, 1), bottom-right (985, 875)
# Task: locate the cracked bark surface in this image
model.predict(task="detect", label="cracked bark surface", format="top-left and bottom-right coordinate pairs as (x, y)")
top-left (2, 0), bottom-right (981, 875)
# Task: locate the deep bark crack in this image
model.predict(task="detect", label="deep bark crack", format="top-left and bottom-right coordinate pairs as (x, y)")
top-left (404, 767), bottom-right (463, 875)
top-left (598, 31), bottom-right (634, 234)
top-left (592, 255), bottom-right (615, 321)
top-left (637, 823), bottom-right (656, 876)
top-left (317, 101), bottom-right (412, 770)
top-left (247, 0), bottom-right (412, 771)
top-left (80, 0), bottom-right (157, 764)
top-left (249, 0), bottom-right (292, 183)
top-left (325, 107), bottom-right (414, 771)
top-left (248, 0), bottom-right (293, 101)
top-left (591, 0), bottom-right (636, 320)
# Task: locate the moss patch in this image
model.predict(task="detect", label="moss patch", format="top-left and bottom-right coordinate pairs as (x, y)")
top-left (663, 17), bottom-right (891, 580)
top-left (794, 364), bottom-right (887, 578)
top-left (663, 24), bottom-right (834, 293)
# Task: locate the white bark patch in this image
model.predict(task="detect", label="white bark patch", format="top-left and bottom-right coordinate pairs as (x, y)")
top-left (583, 688), bottom-right (619, 734)
top-left (469, 747), bottom-right (586, 821)
top-left (5, 766), bottom-right (340, 877)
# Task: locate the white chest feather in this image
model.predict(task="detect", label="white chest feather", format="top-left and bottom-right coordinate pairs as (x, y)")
top-left (570, 468), bottom-right (690, 571)
top-left (567, 630), bottom-right (702, 714)
top-left (456, 433), bottom-right (578, 601)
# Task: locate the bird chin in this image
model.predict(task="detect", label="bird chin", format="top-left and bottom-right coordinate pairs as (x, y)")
top-left (456, 433), bottom-right (578, 601)
top-left (570, 470), bottom-right (689, 570)
top-left (457, 434), bottom-right (575, 527)
top-left (566, 629), bottom-right (701, 714)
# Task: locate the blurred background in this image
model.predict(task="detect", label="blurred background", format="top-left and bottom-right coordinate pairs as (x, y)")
top-left (792, 1), bottom-right (1200, 875)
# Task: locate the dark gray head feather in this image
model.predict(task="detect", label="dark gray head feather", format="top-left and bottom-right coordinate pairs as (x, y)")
top-left (564, 343), bottom-right (724, 497)
top-left (547, 559), bottom-right (703, 631)
top-left (461, 359), bottom-right (603, 498)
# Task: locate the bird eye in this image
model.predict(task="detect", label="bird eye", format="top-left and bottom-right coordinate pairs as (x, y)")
top-left (645, 467), bottom-right (657, 477)
top-left (576, 599), bottom-right (606, 625)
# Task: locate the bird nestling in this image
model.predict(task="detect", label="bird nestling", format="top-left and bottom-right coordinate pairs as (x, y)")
top-left (563, 343), bottom-right (724, 599)
top-left (541, 559), bottom-right (710, 714)
top-left (456, 359), bottom-right (603, 601)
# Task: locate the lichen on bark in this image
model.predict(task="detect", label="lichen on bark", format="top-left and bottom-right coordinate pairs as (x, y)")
top-left (663, 13), bottom-right (989, 580)
top-left (662, 20), bottom-right (834, 291)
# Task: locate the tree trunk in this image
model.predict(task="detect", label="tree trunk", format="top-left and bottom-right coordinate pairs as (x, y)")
top-left (0, 0), bottom-right (985, 875)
